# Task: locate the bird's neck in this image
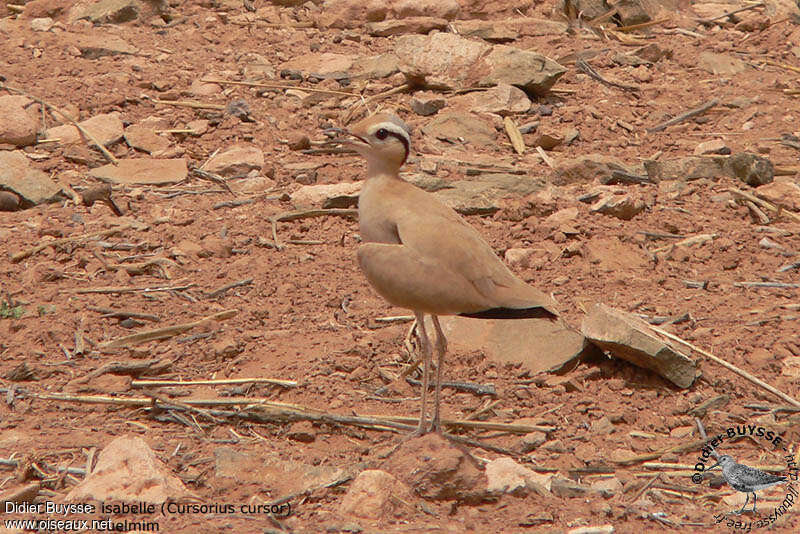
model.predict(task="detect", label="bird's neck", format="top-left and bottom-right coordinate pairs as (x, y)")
top-left (365, 160), bottom-right (402, 180)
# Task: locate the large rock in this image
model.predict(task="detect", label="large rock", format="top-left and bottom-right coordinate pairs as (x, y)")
top-left (0, 151), bottom-right (63, 207)
top-left (66, 436), bottom-right (192, 503)
top-left (366, 16), bottom-right (447, 36)
top-left (280, 53), bottom-right (356, 81)
top-left (123, 124), bottom-right (170, 154)
top-left (644, 153), bottom-right (773, 185)
top-left (396, 33), bottom-right (566, 94)
top-left (214, 447), bottom-right (344, 496)
top-left (699, 52), bottom-right (747, 75)
top-left (590, 193), bottom-right (646, 220)
top-left (316, 0), bottom-right (459, 29)
top-left (485, 458), bottom-right (553, 495)
top-left (431, 173), bottom-right (547, 215)
top-left (581, 303), bottom-right (697, 388)
top-left (290, 181), bottom-right (363, 207)
top-left (75, 0), bottom-right (143, 23)
top-left (756, 181), bottom-right (800, 211)
top-left (449, 84), bottom-right (531, 115)
top-left (89, 158), bottom-right (188, 185)
top-left (64, 32), bottom-right (139, 57)
top-left (421, 112), bottom-right (496, 148)
top-left (44, 112), bottom-right (124, 146)
top-left (428, 316), bottom-right (590, 374)
top-left (0, 96), bottom-right (38, 147)
top-left (205, 145), bottom-right (264, 176)
top-left (382, 434), bottom-right (486, 502)
top-left (339, 470), bottom-right (414, 520)
top-left (551, 154), bottom-right (635, 185)
top-left (351, 53), bottom-right (401, 79)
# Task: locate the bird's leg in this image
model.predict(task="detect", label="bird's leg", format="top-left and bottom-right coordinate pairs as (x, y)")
top-left (751, 492), bottom-right (757, 514)
top-left (737, 493), bottom-right (749, 515)
top-left (430, 315), bottom-right (448, 434)
top-left (412, 311), bottom-right (432, 436)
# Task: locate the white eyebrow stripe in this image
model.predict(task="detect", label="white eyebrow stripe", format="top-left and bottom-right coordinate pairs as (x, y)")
top-left (368, 122), bottom-right (410, 143)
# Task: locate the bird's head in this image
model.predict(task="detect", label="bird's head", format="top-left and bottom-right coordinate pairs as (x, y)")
top-left (327, 113), bottom-right (411, 176)
top-left (709, 455), bottom-right (735, 470)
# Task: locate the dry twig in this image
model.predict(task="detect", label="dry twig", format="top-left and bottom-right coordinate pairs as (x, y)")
top-left (647, 99), bottom-right (719, 133)
top-left (99, 309), bottom-right (237, 349)
top-left (11, 224), bottom-right (134, 263)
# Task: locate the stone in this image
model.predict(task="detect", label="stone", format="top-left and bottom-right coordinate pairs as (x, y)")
top-left (431, 173), bottom-right (546, 215)
top-left (188, 79), bottom-right (222, 96)
top-left (590, 194), bottom-right (646, 220)
top-left (29, 17), bottom-right (54, 31)
top-left (781, 356), bottom-right (800, 378)
top-left (66, 436), bottom-right (192, 503)
top-left (533, 132), bottom-right (564, 150)
top-left (66, 32), bottom-right (139, 58)
top-left (382, 433), bottom-right (486, 502)
top-left (76, 0), bottom-right (142, 23)
top-left (551, 154), bottom-right (634, 185)
top-left (518, 431), bottom-right (547, 453)
top-left (23, 0), bottom-right (73, 18)
top-left (634, 43), bottom-right (673, 63)
top-left (644, 156), bottom-right (724, 182)
top-left (214, 447), bottom-right (345, 496)
top-left (280, 53), bottom-right (356, 81)
top-left (286, 421), bottom-right (316, 443)
top-left (583, 237), bottom-right (649, 272)
top-left (339, 470), bottom-right (414, 520)
top-left (699, 52), bottom-right (747, 76)
top-left (89, 158), bottom-right (188, 185)
top-left (205, 145), bottom-right (264, 176)
top-left (421, 112), bottom-right (496, 148)
top-left (366, 16), bottom-right (447, 36)
top-left (614, 0), bottom-right (651, 25)
top-left (0, 191), bottom-right (21, 211)
top-left (0, 151), bottom-right (63, 207)
top-left (0, 96), bottom-right (38, 147)
top-left (756, 181), bottom-right (800, 212)
top-left (396, 32), bottom-right (490, 90)
top-left (316, 0), bottom-right (459, 29)
top-left (351, 53), bottom-right (401, 79)
top-left (485, 457), bottom-right (552, 495)
top-left (581, 303), bottom-right (697, 388)
top-left (694, 139), bottom-right (730, 155)
top-left (44, 112), bottom-right (124, 146)
top-left (427, 315), bottom-right (592, 374)
top-left (123, 124), bottom-right (170, 154)
top-left (480, 45), bottom-right (567, 96)
top-left (290, 181), bottom-right (362, 207)
top-left (450, 84), bottom-right (531, 115)
top-left (410, 94), bottom-right (446, 116)
top-left (727, 152), bottom-right (773, 186)
top-left (451, 20), bottom-right (519, 42)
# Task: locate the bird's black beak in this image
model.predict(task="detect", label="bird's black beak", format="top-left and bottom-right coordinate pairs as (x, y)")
top-left (322, 127), bottom-right (367, 147)
top-left (708, 460), bottom-right (721, 470)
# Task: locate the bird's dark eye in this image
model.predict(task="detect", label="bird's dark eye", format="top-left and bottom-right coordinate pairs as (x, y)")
top-left (375, 128), bottom-right (389, 140)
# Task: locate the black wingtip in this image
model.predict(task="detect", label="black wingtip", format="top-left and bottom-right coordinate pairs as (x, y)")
top-left (459, 307), bottom-right (558, 320)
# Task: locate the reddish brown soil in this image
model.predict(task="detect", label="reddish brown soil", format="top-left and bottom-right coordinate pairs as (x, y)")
top-left (1, 1), bottom-right (799, 533)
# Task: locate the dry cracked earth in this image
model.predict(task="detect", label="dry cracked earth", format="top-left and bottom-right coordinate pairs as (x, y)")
top-left (1, 0), bottom-right (800, 532)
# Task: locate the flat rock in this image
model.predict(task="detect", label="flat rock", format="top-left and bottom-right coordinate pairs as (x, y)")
top-left (351, 53), bottom-right (400, 79)
top-left (410, 93), bottom-right (446, 116)
top-left (590, 194), bottom-right (646, 220)
top-left (45, 112), bottom-right (124, 146)
top-left (339, 470), bottom-right (414, 520)
top-left (581, 303), bottom-right (697, 388)
top-left (65, 31), bottom-right (139, 57)
top-left (214, 447), bottom-right (344, 496)
top-left (727, 152), bottom-right (773, 186)
top-left (396, 33), bottom-right (566, 94)
top-left (644, 156), bottom-right (725, 182)
top-left (451, 20), bottom-right (519, 42)
top-left (382, 433), bottom-right (486, 502)
top-left (205, 145), bottom-right (264, 176)
top-left (316, 0), bottom-right (459, 29)
top-left (485, 457), bottom-right (552, 495)
top-left (76, 0), bottom-right (142, 23)
top-left (583, 237), bottom-right (649, 272)
top-left (0, 151), bottom-right (63, 207)
top-left (756, 181), bottom-right (800, 211)
top-left (699, 52), bottom-right (747, 76)
top-left (694, 139), bottom-right (730, 155)
top-left (551, 154), bottom-right (634, 185)
top-left (366, 16), bottom-right (447, 36)
top-left (431, 173), bottom-right (547, 215)
top-left (428, 315), bottom-right (590, 374)
top-left (782, 356), bottom-right (800, 378)
top-left (89, 158), bottom-right (187, 185)
top-left (421, 112), bottom-right (496, 148)
top-left (450, 84), bottom-right (531, 115)
top-left (29, 17), bottom-right (54, 31)
top-left (290, 181), bottom-right (363, 207)
top-left (123, 124), bottom-right (170, 154)
top-left (0, 95), bottom-right (38, 147)
top-left (280, 52), bottom-right (355, 81)
top-left (66, 436), bottom-right (192, 503)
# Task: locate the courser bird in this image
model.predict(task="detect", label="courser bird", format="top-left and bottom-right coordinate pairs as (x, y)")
top-left (331, 113), bottom-right (559, 435)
